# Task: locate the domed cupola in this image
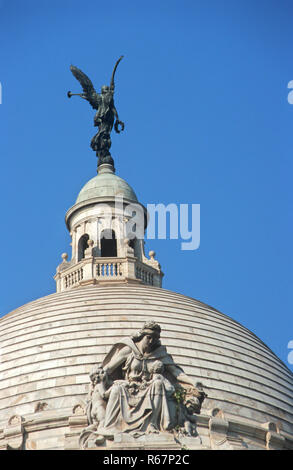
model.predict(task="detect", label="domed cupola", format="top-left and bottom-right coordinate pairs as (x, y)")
top-left (54, 163), bottom-right (163, 292)
top-left (75, 165), bottom-right (138, 204)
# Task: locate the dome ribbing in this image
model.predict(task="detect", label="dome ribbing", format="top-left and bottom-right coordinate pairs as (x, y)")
top-left (1, 285), bottom-right (292, 449)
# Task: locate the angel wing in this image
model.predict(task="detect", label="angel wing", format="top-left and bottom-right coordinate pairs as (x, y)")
top-left (70, 65), bottom-right (101, 110)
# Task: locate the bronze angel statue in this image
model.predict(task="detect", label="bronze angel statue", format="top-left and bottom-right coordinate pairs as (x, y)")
top-left (68, 56), bottom-right (124, 168)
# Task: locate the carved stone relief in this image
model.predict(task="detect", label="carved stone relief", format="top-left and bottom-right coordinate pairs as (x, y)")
top-left (79, 321), bottom-right (206, 448)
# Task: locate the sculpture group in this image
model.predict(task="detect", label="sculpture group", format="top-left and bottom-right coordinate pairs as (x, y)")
top-left (68, 56), bottom-right (125, 169)
top-left (80, 321), bottom-right (206, 448)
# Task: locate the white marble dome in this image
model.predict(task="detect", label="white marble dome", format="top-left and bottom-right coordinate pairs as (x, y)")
top-left (0, 284), bottom-right (292, 450)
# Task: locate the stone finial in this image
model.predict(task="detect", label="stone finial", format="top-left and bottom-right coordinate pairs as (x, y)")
top-left (84, 239), bottom-right (94, 258)
top-left (61, 253), bottom-right (68, 262)
top-left (147, 250), bottom-right (161, 271)
top-left (124, 238), bottom-right (134, 256)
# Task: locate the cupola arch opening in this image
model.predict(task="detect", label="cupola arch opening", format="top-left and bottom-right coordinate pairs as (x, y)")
top-left (78, 233), bottom-right (90, 261)
top-left (100, 229), bottom-right (117, 257)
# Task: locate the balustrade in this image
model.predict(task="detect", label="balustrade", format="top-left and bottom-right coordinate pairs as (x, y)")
top-left (96, 261), bottom-right (123, 278)
top-left (58, 257), bottom-right (159, 292)
top-left (136, 265), bottom-right (154, 285)
top-left (64, 268), bottom-right (83, 288)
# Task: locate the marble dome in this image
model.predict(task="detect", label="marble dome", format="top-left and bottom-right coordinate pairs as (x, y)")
top-left (75, 169), bottom-right (138, 204)
top-left (0, 285), bottom-right (292, 450)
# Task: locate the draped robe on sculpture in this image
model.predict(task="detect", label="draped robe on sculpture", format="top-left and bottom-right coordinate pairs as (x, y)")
top-left (97, 337), bottom-right (185, 436)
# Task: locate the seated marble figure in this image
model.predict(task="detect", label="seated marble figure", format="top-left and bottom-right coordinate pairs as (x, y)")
top-left (80, 321), bottom-right (206, 447)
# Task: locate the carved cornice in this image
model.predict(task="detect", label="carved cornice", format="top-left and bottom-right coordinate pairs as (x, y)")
top-left (0, 409), bottom-right (292, 450)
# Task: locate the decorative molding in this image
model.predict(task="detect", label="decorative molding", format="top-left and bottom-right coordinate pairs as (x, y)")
top-left (2, 414), bottom-right (24, 450)
top-left (208, 409), bottom-right (247, 450)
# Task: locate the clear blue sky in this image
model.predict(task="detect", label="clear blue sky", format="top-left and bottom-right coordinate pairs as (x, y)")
top-left (0, 0), bottom-right (292, 370)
